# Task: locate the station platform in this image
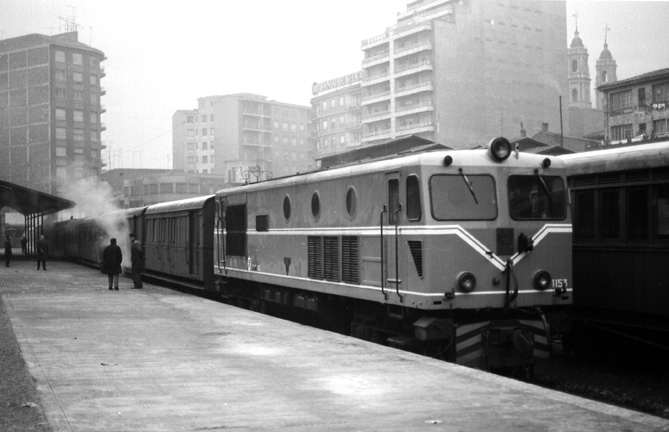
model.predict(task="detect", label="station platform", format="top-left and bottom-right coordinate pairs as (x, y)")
top-left (1, 260), bottom-right (668, 431)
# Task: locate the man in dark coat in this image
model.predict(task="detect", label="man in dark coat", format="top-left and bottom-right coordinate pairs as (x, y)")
top-left (129, 233), bottom-right (144, 289)
top-left (36, 235), bottom-right (48, 270)
top-left (4, 235), bottom-right (12, 267)
top-left (20, 235), bottom-right (27, 254)
top-left (101, 238), bottom-right (123, 290)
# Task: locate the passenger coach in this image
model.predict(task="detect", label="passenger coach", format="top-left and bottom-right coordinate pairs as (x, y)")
top-left (214, 138), bottom-right (572, 370)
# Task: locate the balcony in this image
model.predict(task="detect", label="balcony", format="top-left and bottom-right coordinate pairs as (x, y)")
top-left (361, 71), bottom-right (390, 87)
top-left (100, 87), bottom-right (106, 95)
top-left (397, 0), bottom-right (452, 21)
top-left (100, 122), bottom-right (107, 131)
top-left (395, 80), bottom-right (434, 98)
top-left (363, 127), bottom-right (392, 138)
top-left (361, 49), bottom-right (390, 67)
top-left (395, 100), bottom-right (434, 115)
top-left (361, 90), bottom-right (391, 105)
top-left (393, 20), bottom-right (433, 39)
top-left (243, 124), bottom-right (271, 132)
top-left (100, 104), bottom-right (106, 113)
top-left (394, 40), bottom-right (433, 59)
top-left (242, 110), bottom-right (270, 117)
top-left (362, 109), bottom-right (391, 122)
top-left (99, 66), bottom-right (106, 78)
top-left (361, 31), bottom-right (390, 49)
top-left (394, 58), bottom-right (433, 77)
top-left (396, 120), bottom-right (434, 134)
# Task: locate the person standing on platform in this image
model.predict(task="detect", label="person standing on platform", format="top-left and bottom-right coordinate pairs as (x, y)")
top-left (4, 235), bottom-right (12, 267)
top-left (36, 235), bottom-right (48, 270)
top-left (129, 233), bottom-right (144, 288)
top-left (101, 238), bottom-right (122, 290)
top-left (20, 235), bottom-right (27, 255)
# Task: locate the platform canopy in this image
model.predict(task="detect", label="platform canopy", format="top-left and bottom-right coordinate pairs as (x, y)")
top-left (0, 180), bottom-right (75, 216)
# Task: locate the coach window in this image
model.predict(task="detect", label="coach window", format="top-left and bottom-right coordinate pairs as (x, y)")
top-left (599, 189), bottom-right (620, 240)
top-left (573, 191), bottom-right (595, 241)
top-left (346, 187), bottom-right (357, 219)
top-left (627, 187), bottom-right (649, 241)
top-left (311, 191), bottom-right (321, 221)
top-left (283, 195), bottom-right (291, 222)
top-left (406, 175), bottom-right (421, 221)
top-left (658, 185), bottom-right (669, 240)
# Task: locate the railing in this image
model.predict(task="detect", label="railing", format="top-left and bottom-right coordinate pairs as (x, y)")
top-left (394, 41), bottom-right (432, 55)
top-left (396, 100), bottom-right (433, 112)
top-left (362, 50), bottom-right (390, 65)
top-left (363, 128), bottom-right (392, 137)
top-left (362, 71), bottom-right (390, 82)
top-left (362, 109), bottom-right (390, 120)
top-left (395, 80), bottom-right (433, 94)
top-left (361, 31), bottom-right (390, 48)
top-left (395, 58), bottom-right (432, 74)
top-left (396, 120), bottom-right (433, 131)
top-left (361, 90), bottom-right (391, 101)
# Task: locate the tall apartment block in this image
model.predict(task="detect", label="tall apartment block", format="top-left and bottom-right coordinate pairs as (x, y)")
top-left (173, 94), bottom-right (312, 183)
top-left (349, 0), bottom-right (568, 150)
top-left (0, 32), bottom-right (106, 194)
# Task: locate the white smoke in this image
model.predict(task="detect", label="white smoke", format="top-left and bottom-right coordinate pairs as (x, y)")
top-left (60, 177), bottom-right (132, 267)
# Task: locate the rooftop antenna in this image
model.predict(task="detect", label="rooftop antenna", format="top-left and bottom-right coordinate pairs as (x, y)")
top-left (604, 24), bottom-right (610, 48)
top-left (59, 5), bottom-right (78, 33)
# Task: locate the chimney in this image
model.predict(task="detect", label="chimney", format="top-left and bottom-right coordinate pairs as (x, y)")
top-left (520, 122), bottom-right (526, 138)
top-left (541, 122), bottom-right (549, 133)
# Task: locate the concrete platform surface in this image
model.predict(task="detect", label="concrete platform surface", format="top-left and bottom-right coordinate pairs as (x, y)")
top-left (1, 260), bottom-right (668, 432)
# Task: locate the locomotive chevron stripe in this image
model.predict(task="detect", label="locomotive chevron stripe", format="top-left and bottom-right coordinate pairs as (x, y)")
top-left (511, 224), bottom-right (573, 264)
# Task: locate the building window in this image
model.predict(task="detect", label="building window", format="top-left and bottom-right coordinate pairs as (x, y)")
top-left (72, 53), bottom-right (83, 65)
top-left (609, 90), bottom-right (632, 112)
top-left (571, 88), bottom-right (578, 102)
top-left (187, 116), bottom-right (194, 123)
top-left (571, 59), bottom-right (579, 73)
top-left (56, 166), bottom-right (67, 178)
top-left (202, 115), bottom-right (207, 122)
top-left (56, 88), bottom-right (66, 99)
top-left (202, 156), bottom-right (208, 164)
top-left (73, 110), bottom-right (84, 122)
top-left (55, 147), bottom-right (67, 157)
top-left (73, 129), bottom-right (84, 141)
top-left (202, 142), bottom-right (207, 150)
top-left (89, 57), bottom-right (97, 68)
top-left (653, 82), bottom-right (669, 103)
top-left (638, 88), bottom-right (646, 106)
top-left (176, 183), bottom-right (187, 193)
top-left (601, 70), bottom-right (608, 83)
top-left (160, 183), bottom-right (173, 194)
top-left (55, 69), bottom-right (66, 81)
top-left (73, 90), bottom-right (84, 101)
top-left (90, 112), bottom-right (98, 124)
top-left (91, 131), bottom-right (99, 142)
top-left (90, 93), bottom-right (98, 104)
top-left (201, 128), bottom-right (207, 136)
top-left (55, 50), bottom-right (65, 63)
top-left (73, 72), bottom-right (83, 83)
top-left (56, 127), bottom-right (67, 140)
top-left (653, 119), bottom-right (667, 134)
top-left (210, 114), bottom-right (214, 121)
top-left (89, 75), bottom-right (97, 85)
top-left (55, 108), bottom-right (66, 121)
top-left (611, 124), bottom-right (633, 141)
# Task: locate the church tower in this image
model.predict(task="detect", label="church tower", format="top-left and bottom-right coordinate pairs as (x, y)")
top-left (595, 25), bottom-right (618, 110)
top-left (567, 14), bottom-right (592, 109)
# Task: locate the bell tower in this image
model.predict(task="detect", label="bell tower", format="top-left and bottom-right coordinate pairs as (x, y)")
top-left (595, 25), bottom-right (618, 110)
top-left (567, 12), bottom-right (592, 109)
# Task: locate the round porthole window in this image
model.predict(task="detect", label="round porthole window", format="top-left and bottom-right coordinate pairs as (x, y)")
top-left (283, 195), bottom-right (291, 221)
top-left (346, 187), bottom-right (357, 219)
top-left (311, 191), bottom-right (321, 221)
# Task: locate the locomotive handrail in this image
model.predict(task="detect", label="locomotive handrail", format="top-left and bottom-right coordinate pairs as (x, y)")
top-left (380, 205), bottom-right (387, 300)
top-left (394, 204), bottom-right (404, 303)
top-left (504, 259), bottom-right (519, 309)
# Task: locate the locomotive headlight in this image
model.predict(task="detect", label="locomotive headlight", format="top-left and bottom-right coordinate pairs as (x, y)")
top-left (488, 137), bottom-right (512, 162)
top-left (533, 270), bottom-right (552, 291)
top-left (457, 272), bottom-right (477, 293)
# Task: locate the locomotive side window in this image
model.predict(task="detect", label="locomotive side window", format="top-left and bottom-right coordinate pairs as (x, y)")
top-left (388, 179), bottom-right (399, 224)
top-left (311, 191), bottom-right (321, 221)
top-left (226, 205), bottom-right (247, 256)
top-left (406, 175), bottom-right (421, 221)
top-left (430, 175), bottom-right (496, 220)
top-left (283, 195), bottom-right (291, 222)
top-left (508, 175), bottom-right (566, 220)
top-left (346, 187), bottom-right (357, 219)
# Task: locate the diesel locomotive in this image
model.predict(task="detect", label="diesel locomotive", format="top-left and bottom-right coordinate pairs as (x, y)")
top-left (47, 137), bottom-right (572, 371)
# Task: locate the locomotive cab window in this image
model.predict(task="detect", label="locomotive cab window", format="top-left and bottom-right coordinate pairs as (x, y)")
top-left (406, 175), bottom-right (421, 221)
top-left (508, 175), bottom-right (566, 220)
top-left (430, 174), bottom-right (497, 220)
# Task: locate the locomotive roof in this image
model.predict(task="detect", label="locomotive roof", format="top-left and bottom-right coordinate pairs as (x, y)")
top-left (144, 194), bottom-right (215, 214)
top-left (561, 140), bottom-right (669, 176)
top-left (216, 148), bottom-right (566, 196)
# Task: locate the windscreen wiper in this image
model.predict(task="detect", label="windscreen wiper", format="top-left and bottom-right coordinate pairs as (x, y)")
top-left (535, 170), bottom-right (553, 207)
top-left (459, 168), bottom-right (478, 205)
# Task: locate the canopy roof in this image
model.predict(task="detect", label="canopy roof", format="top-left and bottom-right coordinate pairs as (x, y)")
top-left (0, 180), bottom-right (75, 215)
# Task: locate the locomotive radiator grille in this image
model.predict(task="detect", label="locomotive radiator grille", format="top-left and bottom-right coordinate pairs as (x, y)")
top-left (407, 240), bottom-right (423, 277)
top-left (323, 236), bottom-right (340, 282)
top-left (308, 236), bottom-right (323, 279)
top-left (342, 236), bottom-right (360, 284)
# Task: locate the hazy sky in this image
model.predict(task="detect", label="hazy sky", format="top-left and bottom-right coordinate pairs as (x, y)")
top-left (1, 0), bottom-right (668, 169)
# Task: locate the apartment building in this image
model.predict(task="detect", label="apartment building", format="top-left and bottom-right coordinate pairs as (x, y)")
top-left (355, 0), bottom-right (567, 149)
top-left (173, 94), bottom-right (312, 184)
top-left (0, 31), bottom-right (106, 194)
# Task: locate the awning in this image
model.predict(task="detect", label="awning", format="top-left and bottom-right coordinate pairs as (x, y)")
top-left (0, 180), bottom-right (76, 215)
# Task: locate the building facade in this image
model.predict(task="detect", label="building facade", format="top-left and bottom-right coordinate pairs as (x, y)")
top-left (353, 0), bottom-right (567, 149)
top-left (311, 72), bottom-right (362, 158)
top-left (173, 94), bottom-right (312, 184)
top-left (599, 68), bottom-right (669, 144)
top-left (0, 32), bottom-right (106, 195)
